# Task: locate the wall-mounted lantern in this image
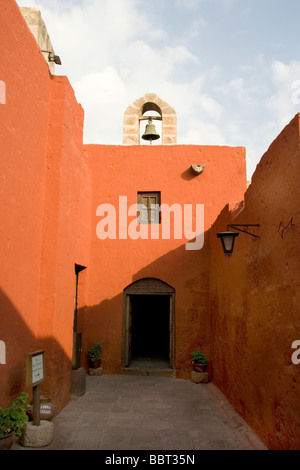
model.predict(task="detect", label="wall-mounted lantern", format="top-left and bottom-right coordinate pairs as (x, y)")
top-left (217, 224), bottom-right (260, 257)
top-left (41, 50), bottom-right (62, 65)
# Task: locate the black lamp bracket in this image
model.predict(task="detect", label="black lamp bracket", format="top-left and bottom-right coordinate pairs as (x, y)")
top-left (41, 50), bottom-right (62, 65)
top-left (227, 224), bottom-right (260, 239)
top-left (41, 50), bottom-right (54, 60)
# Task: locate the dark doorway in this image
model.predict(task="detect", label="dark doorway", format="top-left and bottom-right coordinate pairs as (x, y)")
top-left (131, 295), bottom-right (170, 361)
top-left (122, 278), bottom-right (175, 370)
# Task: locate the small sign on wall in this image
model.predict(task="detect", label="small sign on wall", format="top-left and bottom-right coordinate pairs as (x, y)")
top-left (0, 80), bottom-right (6, 104)
top-left (26, 350), bottom-right (45, 388)
top-left (0, 340), bottom-right (6, 364)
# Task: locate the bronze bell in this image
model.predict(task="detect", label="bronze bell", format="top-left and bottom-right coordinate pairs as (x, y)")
top-left (142, 118), bottom-right (160, 144)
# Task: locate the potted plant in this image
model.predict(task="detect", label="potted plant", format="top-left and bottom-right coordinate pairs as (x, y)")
top-left (0, 392), bottom-right (29, 450)
top-left (191, 350), bottom-right (208, 372)
top-left (87, 342), bottom-right (103, 369)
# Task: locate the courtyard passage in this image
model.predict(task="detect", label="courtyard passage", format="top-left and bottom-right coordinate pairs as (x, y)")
top-left (13, 374), bottom-right (267, 451)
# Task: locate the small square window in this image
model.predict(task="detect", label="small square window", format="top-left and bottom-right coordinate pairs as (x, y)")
top-left (137, 192), bottom-right (161, 224)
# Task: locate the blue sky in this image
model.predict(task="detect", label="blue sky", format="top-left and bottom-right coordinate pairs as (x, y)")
top-left (16, 0), bottom-right (300, 179)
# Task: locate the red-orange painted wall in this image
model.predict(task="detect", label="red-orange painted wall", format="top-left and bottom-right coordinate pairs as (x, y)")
top-left (2, 1), bottom-right (299, 450)
top-left (0, 1), bottom-right (91, 413)
top-left (81, 144), bottom-right (246, 378)
top-left (209, 114), bottom-right (300, 449)
top-left (36, 75), bottom-right (91, 411)
top-left (1, 1), bottom-right (247, 414)
top-left (0, 0), bottom-right (52, 405)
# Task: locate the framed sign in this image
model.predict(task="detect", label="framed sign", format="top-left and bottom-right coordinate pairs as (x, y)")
top-left (0, 340), bottom-right (5, 364)
top-left (26, 350), bottom-right (45, 388)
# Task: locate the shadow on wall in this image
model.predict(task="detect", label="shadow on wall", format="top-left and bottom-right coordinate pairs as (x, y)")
top-left (0, 226), bottom-right (211, 410)
top-left (207, 114), bottom-right (300, 450)
top-left (0, 288), bottom-right (72, 415)
top-left (77, 229), bottom-right (211, 379)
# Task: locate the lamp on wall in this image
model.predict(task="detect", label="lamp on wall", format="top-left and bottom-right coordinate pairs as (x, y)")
top-left (41, 50), bottom-right (62, 65)
top-left (217, 224), bottom-right (260, 257)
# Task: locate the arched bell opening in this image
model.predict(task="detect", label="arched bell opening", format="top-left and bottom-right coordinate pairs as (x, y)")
top-left (140, 106), bottom-right (162, 145)
top-left (123, 93), bottom-right (177, 145)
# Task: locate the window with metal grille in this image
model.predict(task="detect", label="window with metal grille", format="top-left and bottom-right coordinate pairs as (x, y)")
top-left (137, 192), bottom-right (161, 224)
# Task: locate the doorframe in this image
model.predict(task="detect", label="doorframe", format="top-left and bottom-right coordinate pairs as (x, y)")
top-left (121, 278), bottom-right (175, 369)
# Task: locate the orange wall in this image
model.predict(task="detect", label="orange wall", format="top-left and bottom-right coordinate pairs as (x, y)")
top-left (2, 1), bottom-right (299, 449)
top-left (209, 114), bottom-right (300, 449)
top-left (0, 0), bottom-right (52, 404)
top-left (81, 144), bottom-right (246, 378)
top-left (36, 76), bottom-right (91, 411)
top-left (0, 1), bottom-right (91, 412)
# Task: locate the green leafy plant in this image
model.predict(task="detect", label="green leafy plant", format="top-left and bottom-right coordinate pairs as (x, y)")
top-left (87, 342), bottom-right (103, 362)
top-left (0, 392), bottom-right (29, 438)
top-left (191, 350), bottom-right (208, 364)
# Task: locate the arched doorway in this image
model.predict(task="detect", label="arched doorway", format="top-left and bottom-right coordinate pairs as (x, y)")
top-left (122, 278), bottom-right (175, 370)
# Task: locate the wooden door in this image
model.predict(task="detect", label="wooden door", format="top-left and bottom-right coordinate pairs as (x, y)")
top-left (169, 294), bottom-right (175, 368)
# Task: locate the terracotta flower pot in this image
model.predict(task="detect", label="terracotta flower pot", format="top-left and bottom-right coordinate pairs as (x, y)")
top-left (193, 363), bottom-right (206, 373)
top-left (0, 433), bottom-right (14, 450)
top-left (90, 358), bottom-right (101, 369)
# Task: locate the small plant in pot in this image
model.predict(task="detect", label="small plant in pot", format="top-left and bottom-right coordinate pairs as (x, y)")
top-left (0, 392), bottom-right (29, 450)
top-left (191, 350), bottom-right (208, 373)
top-left (87, 342), bottom-right (103, 369)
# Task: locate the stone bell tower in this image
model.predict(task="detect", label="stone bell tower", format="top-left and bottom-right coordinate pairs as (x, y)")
top-left (123, 93), bottom-right (177, 145)
top-left (20, 7), bottom-right (58, 74)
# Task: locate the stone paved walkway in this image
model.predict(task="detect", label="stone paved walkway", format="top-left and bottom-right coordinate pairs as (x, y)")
top-left (12, 374), bottom-right (267, 451)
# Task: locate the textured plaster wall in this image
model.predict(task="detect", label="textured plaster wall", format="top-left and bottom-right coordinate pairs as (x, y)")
top-left (37, 76), bottom-right (91, 411)
top-left (1, 1), bottom-right (299, 448)
top-left (0, 0), bottom-right (52, 405)
top-left (0, 1), bottom-right (91, 413)
top-left (209, 114), bottom-right (300, 450)
top-left (82, 144), bottom-right (246, 378)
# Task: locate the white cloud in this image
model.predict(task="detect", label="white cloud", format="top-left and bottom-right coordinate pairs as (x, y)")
top-left (176, 0), bottom-right (205, 10)
top-left (17, 0), bottom-right (164, 78)
top-left (228, 78), bottom-right (256, 107)
top-left (176, 0), bottom-right (237, 9)
top-left (74, 67), bottom-right (128, 144)
top-left (267, 60), bottom-right (300, 128)
top-left (118, 42), bottom-right (198, 86)
top-left (16, 0), bottom-right (300, 179)
top-left (189, 17), bottom-right (206, 37)
top-left (18, 0), bottom-right (200, 145)
top-left (180, 120), bottom-right (227, 145)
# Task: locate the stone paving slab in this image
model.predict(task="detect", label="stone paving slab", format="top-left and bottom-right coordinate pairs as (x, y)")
top-left (12, 374), bottom-right (267, 451)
